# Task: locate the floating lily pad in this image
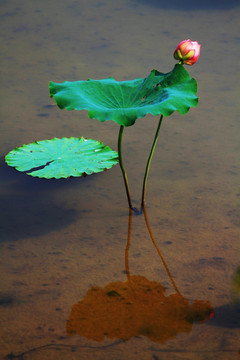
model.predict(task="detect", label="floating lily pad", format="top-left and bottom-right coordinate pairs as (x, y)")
top-left (49, 64), bottom-right (198, 127)
top-left (5, 137), bottom-right (118, 179)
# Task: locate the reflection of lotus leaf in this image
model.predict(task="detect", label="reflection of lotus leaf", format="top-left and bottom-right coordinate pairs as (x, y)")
top-left (66, 275), bottom-right (213, 343)
top-left (49, 64), bottom-right (198, 127)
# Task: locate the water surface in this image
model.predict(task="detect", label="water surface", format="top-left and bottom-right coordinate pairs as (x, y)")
top-left (0, 1), bottom-right (240, 359)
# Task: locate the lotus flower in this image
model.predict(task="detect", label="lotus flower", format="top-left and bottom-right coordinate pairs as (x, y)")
top-left (174, 39), bottom-right (201, 65)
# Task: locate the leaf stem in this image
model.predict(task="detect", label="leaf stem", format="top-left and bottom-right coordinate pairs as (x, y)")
top-left (118, 125), bottom-right (133, 209)
top-left (125, 208), bottom-right (133, 281)
top-left (141, 114), bottom-right (164, 208)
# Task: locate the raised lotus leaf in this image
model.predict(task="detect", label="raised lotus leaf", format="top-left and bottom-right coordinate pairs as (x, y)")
top-left (5, 137), bottom-right (118, 179)
top-left (49, 64), bottom-right (198, 127)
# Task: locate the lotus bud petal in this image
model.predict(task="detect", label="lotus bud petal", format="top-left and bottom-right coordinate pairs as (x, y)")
top-left (174, 39), bottom-right (201, 65)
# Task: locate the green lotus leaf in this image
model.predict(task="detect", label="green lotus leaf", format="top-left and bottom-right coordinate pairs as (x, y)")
top-left (49, 64), bottom-right (198, 127)
top-left (5, 137), bottom-right (118, 179)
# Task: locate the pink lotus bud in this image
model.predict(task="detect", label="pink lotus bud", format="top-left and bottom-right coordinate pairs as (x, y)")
top-left (174, 39), bottom-right (201, 65)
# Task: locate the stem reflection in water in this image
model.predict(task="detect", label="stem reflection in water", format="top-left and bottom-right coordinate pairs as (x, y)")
top-left (142, 205), bottom-right (181, 295)
top-left (125, 206), bottom-right (181, 295)
top-left (66, 206), bottom-right (214, 343)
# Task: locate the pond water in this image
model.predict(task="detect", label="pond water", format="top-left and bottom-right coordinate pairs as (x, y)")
top-left (0, 0), bottom-right (240, 359)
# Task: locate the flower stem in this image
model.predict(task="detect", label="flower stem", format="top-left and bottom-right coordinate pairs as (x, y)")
top-left (141, 114), bottom-right (164, 208)
top-left (118, 125), bottom-right (133, 209)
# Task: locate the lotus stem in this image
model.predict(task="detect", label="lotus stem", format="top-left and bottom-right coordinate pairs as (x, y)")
top-left (141, 114), bottom-right (164, 208)
top-left (125, 208), bottom-right (133, 281)
top-left (118, 125), bottom-right (133, 210)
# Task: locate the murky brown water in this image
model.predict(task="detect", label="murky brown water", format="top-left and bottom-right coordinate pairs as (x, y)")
top-left (0, 1), bottom-right (240, 359)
